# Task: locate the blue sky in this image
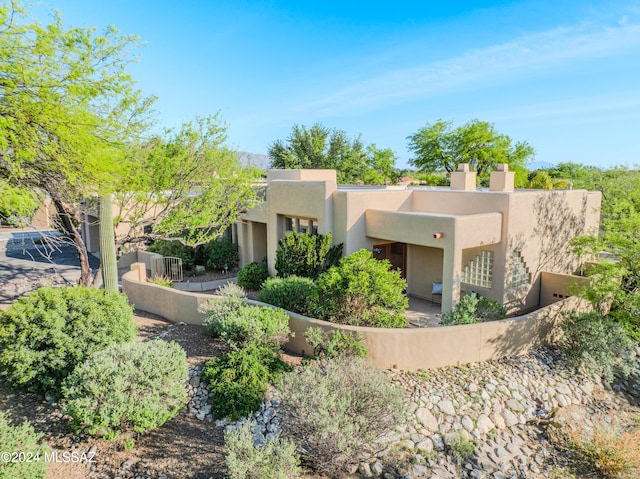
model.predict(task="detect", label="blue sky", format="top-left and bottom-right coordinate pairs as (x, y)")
top-left (32, 0), bottom-right (640, 169)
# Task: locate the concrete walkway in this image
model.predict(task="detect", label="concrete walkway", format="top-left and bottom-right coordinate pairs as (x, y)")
top-left (405, 295), bottom-right (442, 327)
top-left (173, 276), bottom-right (237, 292)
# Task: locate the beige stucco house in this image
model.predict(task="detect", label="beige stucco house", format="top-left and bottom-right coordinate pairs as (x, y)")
top-left (237, 164), bottom-right (601, 313)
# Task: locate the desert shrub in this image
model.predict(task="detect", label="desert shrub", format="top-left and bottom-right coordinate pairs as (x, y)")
top-left (275, 231), bottom-right (343, 280)
top-left (277, 356), bottom-right (407, 476)
top-left (0, 286), bottom-right (136, 396)
top-left (203, 283), bottom-right (247, 336)
top-left (206, 238), bottom-right (239, 270)
top-left (304, 327), bottom-right (367, 358)
top-left (147, 240), bottom-right (197, 268)
top-left (237, 262), bottom-right (269, 290)
top-left (149, 275), bottom-right (174, 288)
top-left (444, 432), bottom-right (476, 462)
top-left (315, 249), bottom-right (408, 328)
top-left (476, 296), bottom-right (507, 321)
top-left (61, 340), bottom-right (188, 442)
top-left (560, 311), bottom-right (637, 383)
top-left (225, 421), bottom-right (301, 479)
top-left (202, 344), bottom-right (288, 421)
top-left (214, 305), bottom-right (292, 351)
top-left (549, 417), bottom-right (640, 479)
top-left (440, 293), bottom-right (480, 326)
top-left (0, 412), bottom-right (48, 479)
top-left (258, 276), bottom-right (317, 316)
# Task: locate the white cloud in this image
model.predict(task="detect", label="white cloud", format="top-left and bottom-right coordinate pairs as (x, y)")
top-left (299, 18), bottom-right (640, 116)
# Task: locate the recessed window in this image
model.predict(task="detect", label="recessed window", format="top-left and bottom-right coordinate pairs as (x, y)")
top-left (282, 215), bottom-right (318, 235)
top-left (462, 251), bottom-right (493, 289)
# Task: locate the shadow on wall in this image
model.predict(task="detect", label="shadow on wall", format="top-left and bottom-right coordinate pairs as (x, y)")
top-left (505, 192), bottom-right (587, 312)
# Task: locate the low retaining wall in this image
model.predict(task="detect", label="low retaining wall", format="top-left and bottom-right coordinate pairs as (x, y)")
top-left (122, 262), bottom-right (590, 370)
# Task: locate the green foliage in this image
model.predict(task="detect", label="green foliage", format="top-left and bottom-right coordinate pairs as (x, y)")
top-left (203, 283), bottom-right (248, 336)
top-left (440, 293), bottom-right (506, 326)
top-left (268, 123), bottom-right (370, 184)
top-left (441, 294), bottom-right (480, 326)
top-left (148, 240), bottom-right (198, 268)
top-left (202, 344), bottom-right (288, 421)
top-left (149, 275), bottom-right (174, 288)
top-left (0, 181), bottom-right (41, 226)
top-left (560, 312), bottom-right (637, 383)
top-left (61, 340), bottom-right (188, 441)
top-left (363, 145), bottom-right (404, 185)
top-left (237, 262), bottom-right (269, 290)
top-left (407, 119), bottom-right (534, 180)
top-left (213, 305), bottom-right (292, 351)
top-left (225, 421), bottom-right (301, 479)
top-left (277, 357), bottom-right (408, 476)
top-left (0, 286), bottom-right (136, 396)
top-left (304, 327), bottom-right (367, 358)
top-left (258, 276), bottom-right (317, 316)
top-left (275, 231), bottom-right (343, 280)
top-left (115, 115), bottom-right (260, 249)
top-left (315, 249), bottom-right (408, 328)
top-left (445, 433), bottom-right (476, 462)
top-left (0, 412), bottom-right (48, 479)
top-left (206, 237), bottom-right (239, 270)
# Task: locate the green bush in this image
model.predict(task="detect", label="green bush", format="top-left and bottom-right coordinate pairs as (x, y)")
top-left (277, 357), bottom-right (407, 476)
top-left (61, 340), bottom-right (187, 441)
top-left (203, 283), bottom-right (248, 336)
top-left (275, 231), bottom-right (343, 280)
top-left (258, 276), bottom-right (317, 316)
top-left (149, 275), bottom-right (174, 288)
top-left (225, 421), bottom-right (301, 479)
top-left (214, 305), bottom-right (292, 351)
top-left (304, 327), bottom-right (367, 358)
top-left (147, 240), bottom-right (198, 268)
top-left (440, 293), bottom-right (480, 326)
top-left (315, 249), bottom-right (408, 328)
top-left (0, 287), bottom-right (136, 396)
top-left (0, 412), bottom-right (48, 479)
top-left (202, 344), bottom-right (288, 421)
top-left (560, 311), bottom-right (637, 383)
top-left (206, 238), bottom-right (239, 271)
top-left (440, 293), bottom-right (507, 326)
top-left (237, 262), bottom-right (269, 290)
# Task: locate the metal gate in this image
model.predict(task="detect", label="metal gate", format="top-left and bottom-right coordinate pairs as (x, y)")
top-left (151, 256), bottom-right (183, 282)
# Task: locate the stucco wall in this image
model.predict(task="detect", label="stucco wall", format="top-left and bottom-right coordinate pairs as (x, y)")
top-left (406, 245), bottom-right (443, 300)
top-left (123, 262), bottom-right (589, 370)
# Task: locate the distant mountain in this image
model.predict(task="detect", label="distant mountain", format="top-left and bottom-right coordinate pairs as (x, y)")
top-left (239, 152), bottom-right (271, 170)
top-left (528, 161), bottom-right (556, 171)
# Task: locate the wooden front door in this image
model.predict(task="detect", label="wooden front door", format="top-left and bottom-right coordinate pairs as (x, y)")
top-left (372, 242), bottom-right (406, 278)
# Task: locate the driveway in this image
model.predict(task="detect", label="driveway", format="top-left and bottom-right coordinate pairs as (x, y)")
top-left (0, 229), bottom-right (100, 303)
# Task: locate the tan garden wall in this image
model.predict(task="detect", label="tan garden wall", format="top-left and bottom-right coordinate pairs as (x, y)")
top-left (122, 262), bottom-right (591, 370)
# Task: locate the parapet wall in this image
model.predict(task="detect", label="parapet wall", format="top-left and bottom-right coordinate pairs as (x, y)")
top-left (122, 263), bottom-right (590, 370)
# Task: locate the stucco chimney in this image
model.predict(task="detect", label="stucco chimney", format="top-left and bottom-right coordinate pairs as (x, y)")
top-left (450, 163), bottom-right (476, 191)
top-left (489, 164), bottom-right (515, 192)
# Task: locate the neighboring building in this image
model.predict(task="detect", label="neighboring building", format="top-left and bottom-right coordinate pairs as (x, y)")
top-left (237, 164), bottom-right (601, 313)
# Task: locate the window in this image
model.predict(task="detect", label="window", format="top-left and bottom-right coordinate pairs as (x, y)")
top-left (462, 250), bottom-right (493, 288)
top-left (282, 215), bottom-right (318, 235)
top-left (511, 251), bottom-right (530, 289)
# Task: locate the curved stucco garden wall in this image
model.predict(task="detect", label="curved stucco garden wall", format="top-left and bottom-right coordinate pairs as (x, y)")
top-left (122, 263), bottom-right (590, 370)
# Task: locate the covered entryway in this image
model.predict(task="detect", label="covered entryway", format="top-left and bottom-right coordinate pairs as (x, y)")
top-left (372, 242), bottom-right (406, 278)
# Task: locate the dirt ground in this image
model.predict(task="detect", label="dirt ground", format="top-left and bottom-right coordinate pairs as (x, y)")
top-left (0, 310), bottom-right (229, 479)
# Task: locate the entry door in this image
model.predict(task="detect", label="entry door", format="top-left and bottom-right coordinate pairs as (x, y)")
top-left (372, 242), bottom-right (406, 278)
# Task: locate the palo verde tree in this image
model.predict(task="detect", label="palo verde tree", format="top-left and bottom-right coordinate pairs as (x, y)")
top-left (0, 1), bottom-right (154, 285)
top-left (268, 123), bottom-right (401, 185)
top-left (407, 119), bottom-right (535, 181)
top-left (112, 114), bottom-right (260, 252)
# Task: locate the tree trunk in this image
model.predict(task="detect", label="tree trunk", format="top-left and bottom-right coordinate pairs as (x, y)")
top-left (50, 195), bottom-right (93, 286)
top-left (99, 195), bottom-right (118, 293)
